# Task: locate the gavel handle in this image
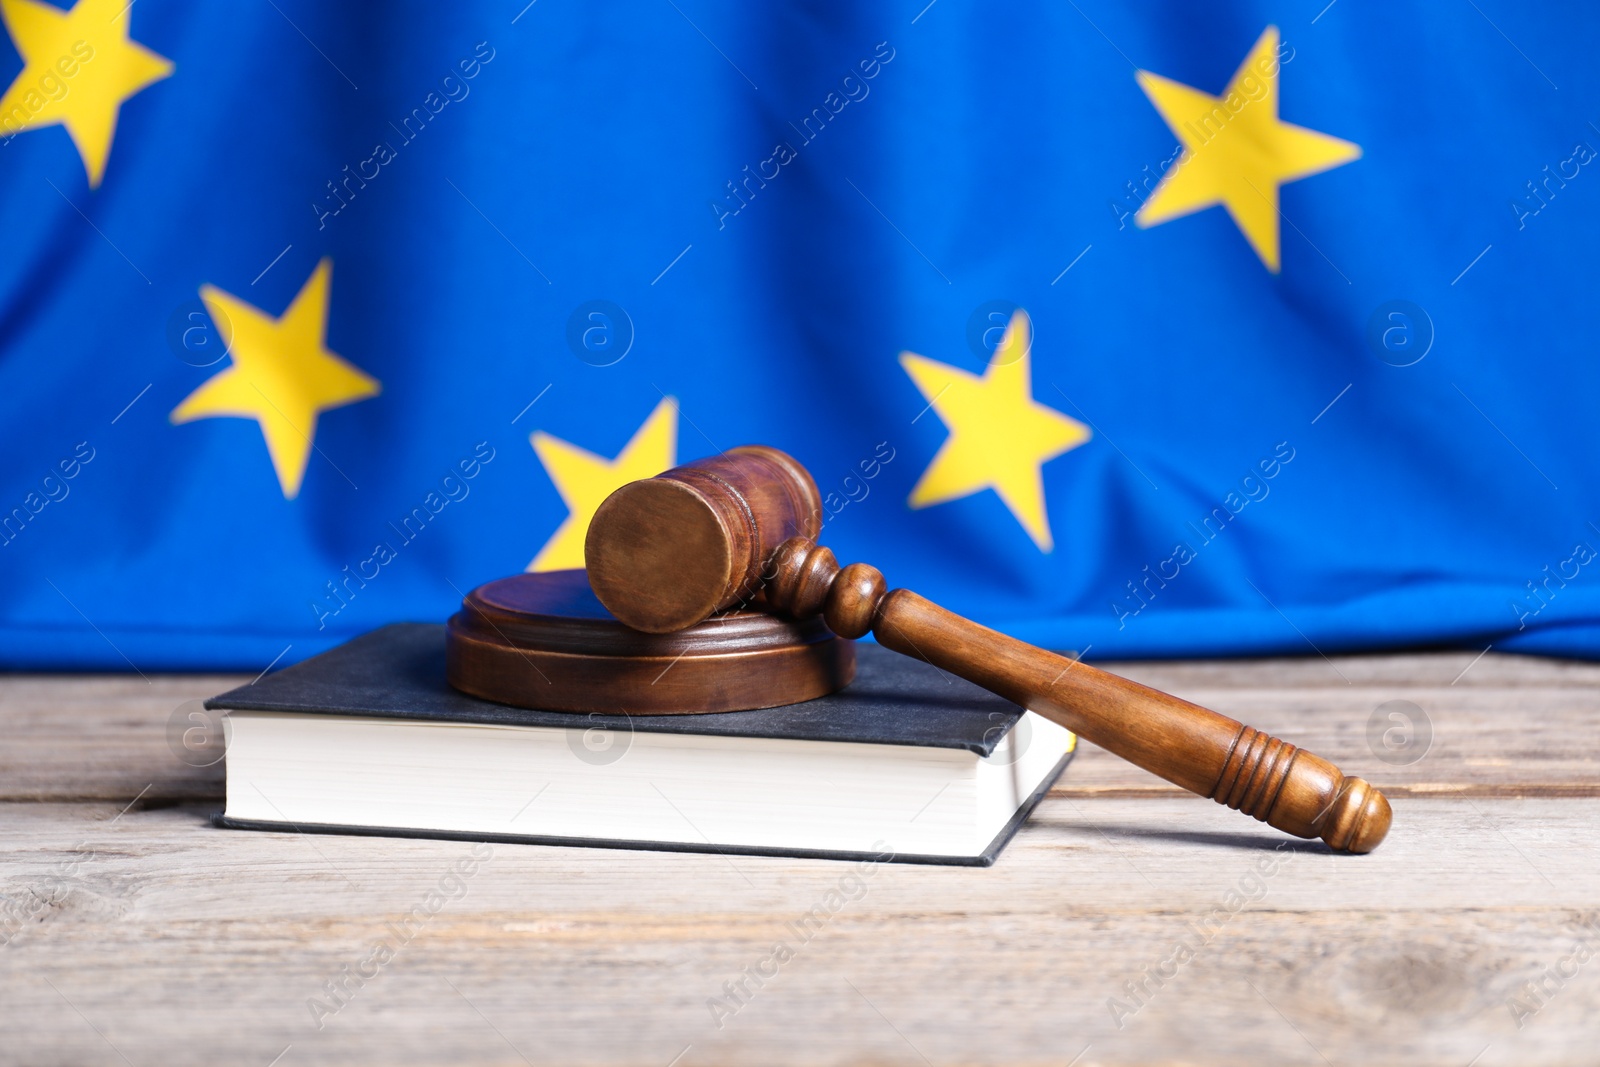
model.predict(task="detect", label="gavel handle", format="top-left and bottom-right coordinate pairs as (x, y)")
top-left (876, 590), bottom-right (1389, 851)
top-left (768, 541), bottom-right (1391, 852)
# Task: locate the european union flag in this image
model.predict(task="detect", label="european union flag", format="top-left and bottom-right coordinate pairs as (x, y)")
top-left (4, 1), bottom-right (1599, 669)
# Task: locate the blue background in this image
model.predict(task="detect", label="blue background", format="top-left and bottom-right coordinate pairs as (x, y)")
top-left (3, 0), bottom-right (1598, 669)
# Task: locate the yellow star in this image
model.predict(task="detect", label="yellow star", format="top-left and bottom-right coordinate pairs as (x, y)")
top-left (0, 0), bottom-right (174, 187)
top-left (528, 396), bottom-right (678, 572)
top-left (1135, 26), bottom-right (1360, 271)
top-left (171, 258), bottom-right (380, 500)
top-left (900, 311), bottom-right (1089, 552)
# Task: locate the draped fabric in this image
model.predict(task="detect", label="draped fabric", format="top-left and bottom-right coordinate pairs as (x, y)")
top-left (2, 1), bottom-right (1596, 669)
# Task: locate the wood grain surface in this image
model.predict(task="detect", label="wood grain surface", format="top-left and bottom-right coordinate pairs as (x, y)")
top-left (2, 650), bottom-right (1597, 1065)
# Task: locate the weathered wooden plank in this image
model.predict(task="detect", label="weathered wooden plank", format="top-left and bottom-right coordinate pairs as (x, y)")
top-left (1070, 651), bottom-right (1600, 797)
top-left (1, 797), bottom-right (1595, 1066)
top-left (4, 650), bottom-right (1597, 802)
top-left (0, 673), bottom-right (239, 802)
top-left (1057, 682), bottom-right (1600, 799)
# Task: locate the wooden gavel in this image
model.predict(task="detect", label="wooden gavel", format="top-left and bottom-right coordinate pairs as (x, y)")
top-left (586, 446), bottom-right (1391, 853)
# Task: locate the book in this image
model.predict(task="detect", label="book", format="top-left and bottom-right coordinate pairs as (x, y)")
top-left (211, 624), bottom-right (1075, 866)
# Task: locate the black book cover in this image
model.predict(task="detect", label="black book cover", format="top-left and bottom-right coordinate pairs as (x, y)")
top-left (211, 623), bottom-right (1025, 755)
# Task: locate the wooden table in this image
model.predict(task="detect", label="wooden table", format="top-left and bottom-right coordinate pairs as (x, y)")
top-left (3, 651), bottom-right (1597, 1065)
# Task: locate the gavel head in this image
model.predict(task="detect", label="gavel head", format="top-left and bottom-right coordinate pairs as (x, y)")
top-left (586, 446), bottom-right (821, 633)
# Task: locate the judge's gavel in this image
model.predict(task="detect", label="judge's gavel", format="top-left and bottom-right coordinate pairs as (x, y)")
top-left (586, 446), bottom-right (1391, 853)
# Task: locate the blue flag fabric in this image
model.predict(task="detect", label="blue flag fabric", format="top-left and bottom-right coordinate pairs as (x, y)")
top-left (3, 0), bottom-right (1599, 670)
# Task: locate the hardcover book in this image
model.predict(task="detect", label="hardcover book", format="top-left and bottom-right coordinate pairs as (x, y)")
top-left (211, 624), bottom-right (1075, 865)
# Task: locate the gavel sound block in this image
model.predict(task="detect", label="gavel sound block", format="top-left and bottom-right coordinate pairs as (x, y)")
top-left (445, 568), bottom-right (853, 714)
top-left (586, 446), bottom-right (1392, 853)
